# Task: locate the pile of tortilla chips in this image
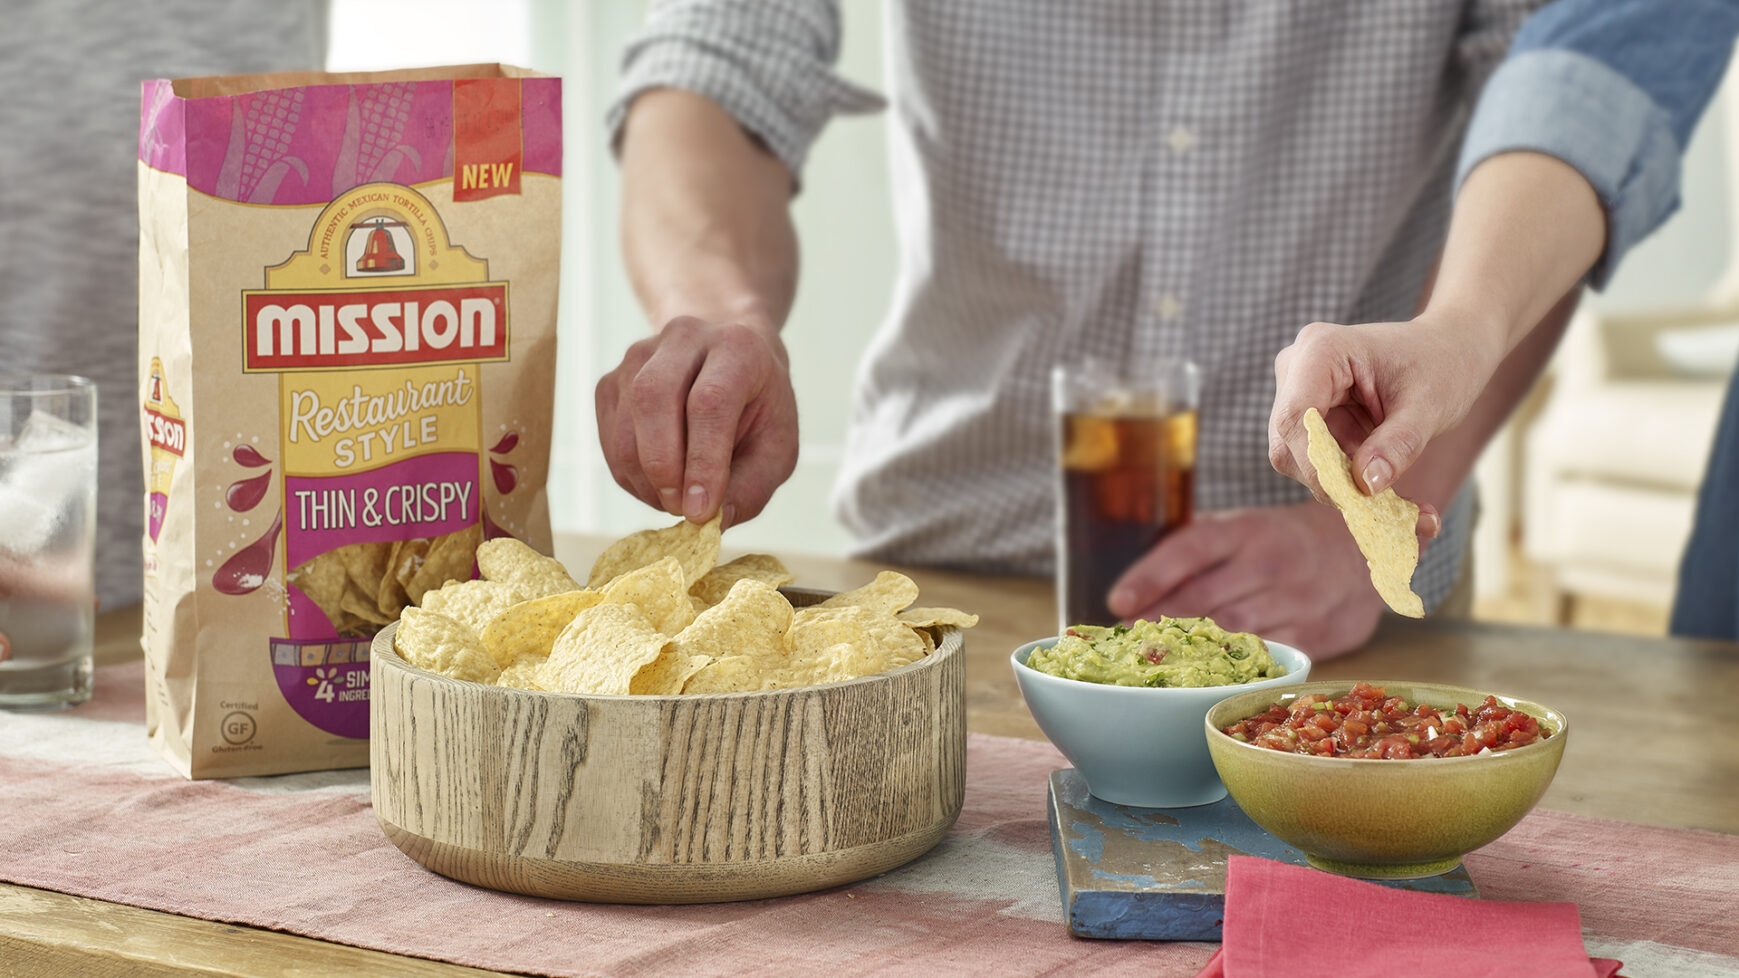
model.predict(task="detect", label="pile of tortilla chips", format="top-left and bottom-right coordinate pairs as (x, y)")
top-left (391, 516), bottom-right (978, 694)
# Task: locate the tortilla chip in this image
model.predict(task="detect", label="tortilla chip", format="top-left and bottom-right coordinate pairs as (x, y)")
top-left (896, 606), bottom-right (979, 629)
top-left (394, 606), bottom-right (499, 684)
top-left (376, 539), bottom-right (416, 618)
top-left (479, 589), bottom-right (605, 669)
top-left (587, 515), bottom-right (722, 589)
top-left (775, 644), bottom-right (885, 688)
top-left (647, 579), bottom-right (793, 694)
top-left (780, 605), bottom-right (928, 686)
top-left (340, 587), bottom-right (394, 627)
top-left (393, 538), bottom-right (429, 589)
top-left (407, 523), bottom-right (482, 605)
top-left (337, 540), bottom-right (392, 602)
top-left (914, 627), bottom-right (937, 657)
top-left (1303, 407), bottom-right (1424, 617)
top-left (601, 555), bottom-right (695, 636)
top-left (677, 655), bottom-right (771, 695)
top-left (287, 549), bottom-right (350, 632)
top-left (336, 612), bottom-right (373, 638)
top-left (420, 579), bottom-right (529, 635)
top-left (815, 570), bottom-right (920, 616)
top-left (689, 553), bottom-right (793, 607)
top-left (540, 603), bottom-right (670, 695)
top-left (476, 536), bottom-right (582, 599)
top-left (629, 646), bottom-right (713, 696)
top-left (493, 655), bottom-right (550, 691)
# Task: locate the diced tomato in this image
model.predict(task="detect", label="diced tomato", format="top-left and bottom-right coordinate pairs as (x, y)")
top-left (1219, 684), bottom-right (1550, 759)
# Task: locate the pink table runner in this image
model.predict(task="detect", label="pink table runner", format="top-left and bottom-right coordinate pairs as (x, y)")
top-left (3, 662), bottom-right (1737, 977)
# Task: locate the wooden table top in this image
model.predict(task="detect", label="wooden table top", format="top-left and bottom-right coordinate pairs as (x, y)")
top-left (8, 535), bottom-right (1737, 975)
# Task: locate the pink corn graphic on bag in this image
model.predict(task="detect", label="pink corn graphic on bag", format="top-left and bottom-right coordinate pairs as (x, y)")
top-left (137, 65), bottom-right (561, 778)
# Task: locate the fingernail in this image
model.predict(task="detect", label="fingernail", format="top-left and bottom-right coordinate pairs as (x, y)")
top-left (684, 484), bottom-right (709, 521)
top-left (658, 487), bottom-right (679, 513)
top-left (1363, 457), bottom-right (1392, 494)
top-left (1424, 510), bottom-right (1442, 538)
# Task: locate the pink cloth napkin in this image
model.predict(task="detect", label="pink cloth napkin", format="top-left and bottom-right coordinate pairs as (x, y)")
top-left (1195, 856), bottom-right (1624, 978)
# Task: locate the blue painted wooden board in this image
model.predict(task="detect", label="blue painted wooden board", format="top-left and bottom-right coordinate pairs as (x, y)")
top-left (1047, 768), bottom-right (1477, 940)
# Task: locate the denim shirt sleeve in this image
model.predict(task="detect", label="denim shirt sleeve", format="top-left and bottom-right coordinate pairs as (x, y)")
top-left (1456, 0), bottom-right (1739, 288)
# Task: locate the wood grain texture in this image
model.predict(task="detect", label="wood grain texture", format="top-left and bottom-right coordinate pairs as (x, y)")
top-left (370, 590), bottom-right (967, 903)
top-left (0, 884), bottom-right (506, 977)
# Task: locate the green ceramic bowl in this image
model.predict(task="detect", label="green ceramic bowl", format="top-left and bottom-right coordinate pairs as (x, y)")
top-left (1204, 680), bottom-right (1568, 879)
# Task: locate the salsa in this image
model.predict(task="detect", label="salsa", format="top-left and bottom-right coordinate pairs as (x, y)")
top-left (1221, 682), bottom-right (1550, 758)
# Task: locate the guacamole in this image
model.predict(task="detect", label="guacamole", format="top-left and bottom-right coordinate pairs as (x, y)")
top-left (1026, 617), bottom-right (1282, 688)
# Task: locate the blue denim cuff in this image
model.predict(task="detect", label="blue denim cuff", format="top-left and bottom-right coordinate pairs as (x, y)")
top-left (1456, 49), bottom-right (1682, 290)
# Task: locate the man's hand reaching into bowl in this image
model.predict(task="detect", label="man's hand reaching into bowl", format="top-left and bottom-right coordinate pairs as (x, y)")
top-left (595, 315), bottom-right (799, 528)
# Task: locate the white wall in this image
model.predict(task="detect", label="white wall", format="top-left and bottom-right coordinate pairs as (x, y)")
top-left (326, 1), bottom-right (534, 72)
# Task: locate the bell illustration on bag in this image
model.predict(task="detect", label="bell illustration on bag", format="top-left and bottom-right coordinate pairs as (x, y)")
top-left (352, 217), bottom-right (407, 272)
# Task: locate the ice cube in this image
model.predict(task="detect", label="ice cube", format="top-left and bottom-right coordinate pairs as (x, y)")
top-left (0, 412), bottom-right (94, 556)
top-left (8, 409), bottom-right (93, 455)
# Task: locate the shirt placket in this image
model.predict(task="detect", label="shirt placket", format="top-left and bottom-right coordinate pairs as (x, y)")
top-left (1136, 81), bottom-right (1213, 367)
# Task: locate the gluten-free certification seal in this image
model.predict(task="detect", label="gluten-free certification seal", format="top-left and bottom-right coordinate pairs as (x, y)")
top-left (217, 701), bottom-right (260, 750)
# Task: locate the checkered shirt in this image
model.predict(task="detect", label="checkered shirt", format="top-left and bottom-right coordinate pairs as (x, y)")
top-left (609, 0), bottom-right (1647, 613)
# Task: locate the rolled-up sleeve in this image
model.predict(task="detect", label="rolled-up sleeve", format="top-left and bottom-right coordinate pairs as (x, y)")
top-left (605, 0), bottom-right (886, 183)
top-left (1456, 0), bottom-right (1739, 288)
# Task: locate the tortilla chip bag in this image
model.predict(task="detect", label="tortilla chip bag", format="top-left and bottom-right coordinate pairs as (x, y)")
top-left (137, 65), bottom-right (561, 777)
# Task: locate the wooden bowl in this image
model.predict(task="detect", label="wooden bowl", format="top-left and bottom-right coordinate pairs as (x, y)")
top-left (369, 588), bottom-right (966, 903)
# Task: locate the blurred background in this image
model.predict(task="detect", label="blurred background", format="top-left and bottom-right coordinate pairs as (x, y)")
top-left (329, 0), bottom-right (1739, 636)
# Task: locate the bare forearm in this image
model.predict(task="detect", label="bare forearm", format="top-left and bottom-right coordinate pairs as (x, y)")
top-left (618, 88), bottom-right (799, 337)
top-left (1396, 151), bottom-right (1602, 508)
top-left (1424, 151), bottom-right (1604, 364)
top-left (1396, 288), bottom-right (1577, 512)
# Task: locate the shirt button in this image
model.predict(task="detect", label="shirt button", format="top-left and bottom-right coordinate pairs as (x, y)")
top-left (1166, 126), bottom-right (1195, 155)
top-left (1153, 293), bottom-right (1183, 321)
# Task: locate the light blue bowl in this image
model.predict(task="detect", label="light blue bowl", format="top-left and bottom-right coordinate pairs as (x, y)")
top-left (1011, 636), bottom-right (1312, 808)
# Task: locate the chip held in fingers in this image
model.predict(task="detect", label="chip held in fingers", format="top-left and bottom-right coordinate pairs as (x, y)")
top-left (394, 516), bottom-right (977, 694)
top-left (1302, 407), bottom-right (1425, 618)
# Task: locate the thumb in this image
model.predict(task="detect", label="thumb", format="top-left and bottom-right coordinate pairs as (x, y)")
top-left (1351, 414), bottom-right (1429, 495)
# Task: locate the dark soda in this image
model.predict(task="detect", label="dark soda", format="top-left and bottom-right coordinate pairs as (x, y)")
top-left (1058, 410), bottom-right (1195, 627)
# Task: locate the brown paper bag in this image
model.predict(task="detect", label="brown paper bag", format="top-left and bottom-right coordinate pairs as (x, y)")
top-left (137, 65), bottom-right (561, 778)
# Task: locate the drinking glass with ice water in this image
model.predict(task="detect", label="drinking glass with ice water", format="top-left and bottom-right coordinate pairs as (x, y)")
top-left (0, 373), bottom-right (97, 710)
top-left (1053, 358), bottom-right (1199, 632)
